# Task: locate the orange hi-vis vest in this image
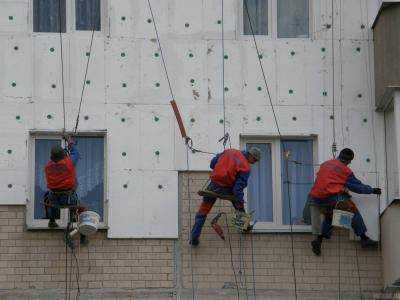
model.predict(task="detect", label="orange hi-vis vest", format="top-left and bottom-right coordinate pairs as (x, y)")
top-left (210, 149), bottom-right (251, 187)
top-left (45, 157), bottom-right (76, 190)
top-left (309, 159), bottom-right (352, 199)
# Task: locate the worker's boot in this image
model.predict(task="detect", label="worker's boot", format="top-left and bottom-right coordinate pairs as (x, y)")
top-left (189, 238), bottom-right (199, 247)
top-left (311, 236), bottom-right (323, 256)
top-left (360, 236), bottom-right (379, 249)
top-left (48, 219), bottom-right (58, 228)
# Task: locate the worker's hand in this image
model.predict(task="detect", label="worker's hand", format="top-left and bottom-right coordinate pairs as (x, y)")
top-left (372, 188), bottom-right (382, 195)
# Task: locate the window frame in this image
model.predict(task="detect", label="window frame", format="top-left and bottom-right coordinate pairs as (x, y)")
top-left (27, 131), bottom-right (108, 230)
top-left (30, 0), bottom-right (108, 36)
top-left (242, 136), bottom-right (317, 233)
top-left (238, 0), bottom-right (313, 40)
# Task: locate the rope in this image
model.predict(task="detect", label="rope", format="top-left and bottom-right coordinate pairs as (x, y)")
top-left (331, 0), bottom-right (337, 158)
top-left (186, 145), bottom-right (196, 300)
top-left (224, 214), bottom-right (240, 299)
top-left (243, 1), bottom-right (298, 298)
top-left (74, 5), bottom-right (96, 134)
top-left (58, 0), bottom-right (66, 133)
top-left (250, 233), bottom-right (256, 300)
top-left (221, 0), bottom-right (227, 147)
top-left (147, 0), bottom-right (175, 101)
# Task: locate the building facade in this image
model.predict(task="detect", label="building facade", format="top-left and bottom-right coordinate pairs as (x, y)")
top-left (0, 0), bottom-right (394, 298)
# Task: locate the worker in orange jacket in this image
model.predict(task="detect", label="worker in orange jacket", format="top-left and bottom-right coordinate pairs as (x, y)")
top-left (308, 148), bottom-right (381, 255)
top-left (44, 137), bottom-right (79, 228)
top-left (190, 147), bottom-right (261, 246)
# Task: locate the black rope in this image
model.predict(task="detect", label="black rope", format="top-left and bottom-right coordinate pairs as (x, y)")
top-left (58, 0), bottom-right (66, 133)
top-left (221, 0), bottom-right (227, 148)
top-left (185, 145), bottom-right (196, 300)
top-left (224, 214), bottom-right (240, 300)
top-left (147, 0), bottom-right (175, 101)
top-left (250, 233), bottom-right (256, 300)
top-left (331, 0), bottom-right (337, 159)
top-left (243, 1), bottom-right (298, 298)
top-left (74, 4), bottom-right (96, 134)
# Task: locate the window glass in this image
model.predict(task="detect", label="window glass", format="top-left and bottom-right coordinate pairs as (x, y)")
top-left (281, 140), bottom-right (313, 225)
top-left (277, 0), bottom-right (309, 38)
top-left (33, 0), bottom-right (66, 33)
top-left (243, 0), bottom-right (268, 35)
top-left (75, 0), bottom-right (101, 31)
top-left (34, 137), bottom-right (104, 221)
top-left (247, 143), bottom-right (273, 222)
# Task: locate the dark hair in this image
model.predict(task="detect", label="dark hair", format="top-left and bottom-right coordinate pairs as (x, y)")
top-left (338, 148), bottom-right (354, 162)
top-left (50, 145), bottom-right (66, 162)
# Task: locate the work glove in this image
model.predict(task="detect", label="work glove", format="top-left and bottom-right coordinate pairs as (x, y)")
top-left (372, 188), bottom-right (382, 195)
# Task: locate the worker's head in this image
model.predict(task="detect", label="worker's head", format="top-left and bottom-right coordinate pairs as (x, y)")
top-left (50, 145), bottom-right (66, 162)
top-left (338, 148), bottom-right (354, 165)
top-left (247, 147), bottom-right (261, 164)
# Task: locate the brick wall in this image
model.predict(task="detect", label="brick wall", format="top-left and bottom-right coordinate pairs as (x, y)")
top-left (179, 172), bottom-right (383, 293)
top-left (0, 172), bottom-right (383, 295)
top-left (0, 206), bottom-right (175, 290)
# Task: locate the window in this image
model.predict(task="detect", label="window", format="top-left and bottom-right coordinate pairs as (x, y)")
top-left (33, 0), bottom-right (101, 33)
top-left (33, 0), bottom-right (66, 33)
top-left (245, 138), bottom-right (315, 231)
top-left (243, 0), bottom-right (268, 35)
top-left (277, 0), bottom-right (309, 38)
top-left (29, 134), bottom-right (106, 228)
top-left (75, 0), bottom-right (101, 31)
top-left (242, 0), bottom-right (310, 38)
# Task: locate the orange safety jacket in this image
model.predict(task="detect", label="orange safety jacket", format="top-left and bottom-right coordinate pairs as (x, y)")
top-left (309, 159), bottom-right (352, 199)
top-left (210, 149), bottom-right (251, 187)
top-left (44, 157), bottom-right (76, 190)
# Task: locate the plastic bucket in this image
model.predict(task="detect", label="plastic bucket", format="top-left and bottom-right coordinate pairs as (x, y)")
top-left (78, 211), bottom-right (100, 236)
top-left (332, 209), bottom-right (354, 230)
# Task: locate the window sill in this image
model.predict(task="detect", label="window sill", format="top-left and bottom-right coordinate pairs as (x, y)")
top-left (252, 225), bottom-right (312, 234)
top-left (26, 223), bottom-right (109, 231)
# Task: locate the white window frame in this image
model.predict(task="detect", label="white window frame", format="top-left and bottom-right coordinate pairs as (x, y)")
top-left (238, 0), bottom-right (313, 40)
top-left (29, 0), bottom-right (109, 36)
top-left (243, 136), bottom-right (317, 233)
top-left (27, 131), bottom-right (108, 229)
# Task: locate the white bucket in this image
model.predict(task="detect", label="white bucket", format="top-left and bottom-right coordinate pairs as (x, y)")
top-left (78, 211), bottom-right (100, 236)
top-left (332, 209), bottom-right (354, 230)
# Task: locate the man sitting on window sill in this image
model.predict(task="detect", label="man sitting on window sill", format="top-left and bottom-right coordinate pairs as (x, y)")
top-left (307, 148), bottom-right (381, 256)
top-left (44, 136), bottom-right (79, 228)
top-left (190, 147), bottom-right (261, 246)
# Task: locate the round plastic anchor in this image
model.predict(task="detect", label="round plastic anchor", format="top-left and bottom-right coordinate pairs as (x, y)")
top-left (85, 52), bottom-right (90, 57)
top-left (7, 184), bottom-right (12, 189)
top-left (155, 82), bottom-right (160, 87)
top-left (84, 116), bottom-right (89, 120)
top-left (366, 158), bottom-right (371, 163)
top-left (190, 118), bottom-right (195, 123)
top-left (154, 53), bottom-right (159, 58)
top-left (50, 47), bottom-right (55, 53)
top-left (224, 54), bottom-right (228, 59)
top-left (155, 150), bottom-right (160, 156)
top-left (147, 18), bottom-right (152, 23)
top-left (121, 117), bottom-right (126, 122)
top-left (358, 94), bottom-right (362, 98)
top-left (224, 87), bottom-right (229, 92)
top-left (256, 116), bottom-right (261, 122)
top-left (290, 51), bottom-right (295, 56)
top-left (11, 81), bottom-right (16, 87)
top-left (14, 46), bottom-right (18, 51)
top-left (8, 16), bottom-right (13, 21)
top-left (188, 53), bottom-right (194, 58)
top-left (363, 118), bottom-right (367, 123)
top-left (86, 80), bottom-right (91, 85)
top-left (15, 115), bottom-right (21, 120)
top-left (154, 116), bottom-right (159, 122)
top-left (356, 47), bottom-right (361, 52)
top-left (190, 79), bottom-right (195, 84)
top-left (121, 52), bottom-right (126, 57)
top-left (219, 119), bottom-right (224, 124)
top-left (292, 116), bottom-right (297, 121)
top-left (158, 184), bottom-right (163, 189)
top-left (289, 89), bottom-right (294, 94)
top-left (122, 152), bottom-right (126, 157)
top-left (123, 184), bottom-right (128, 189)
top-left (51, 84), bottom-right (56, 89)
top-left (217, 20), bottom-right (221, 24)
top-left (121, 16), bottom-right (126, 21)
top-left (7, 150), bottom-right (12, 154)
top-left (46, 114), bottom-right (52, 119)
top-left (323, 91), bottom-right (327, 96)
top-left (185, 22), bottom-right (189, 28)
top-left (321, 47), bottom-right (326, 52)
top-left (122, 83), bottom-right (127, 88)
top-left (258, 54), bottom-right (263, 59)
top-left (257, 86), bottom-right (262, 91)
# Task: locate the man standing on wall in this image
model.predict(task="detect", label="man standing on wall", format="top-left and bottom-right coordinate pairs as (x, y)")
top-left (308, 148), bottom-right (381, 256)
top-left (190, 147), bottom-right (261, 246)
top-left (44, 136), bottom-right (79, 228)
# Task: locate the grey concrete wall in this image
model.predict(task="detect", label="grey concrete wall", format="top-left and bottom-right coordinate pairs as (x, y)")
top-left (373, 4), bottom-right (400, 103)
